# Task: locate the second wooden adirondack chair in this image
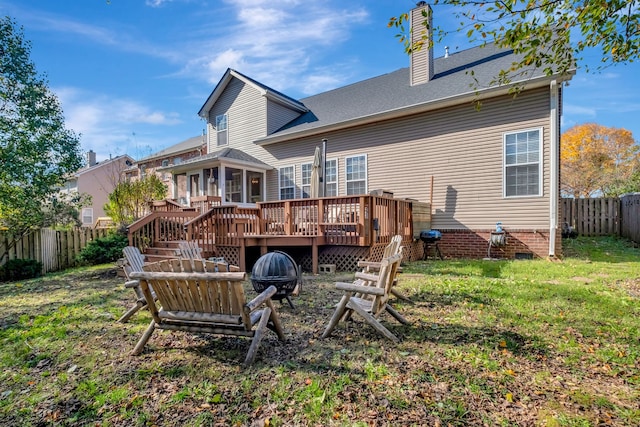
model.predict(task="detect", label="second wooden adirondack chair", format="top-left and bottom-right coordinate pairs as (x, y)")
top-left (356, 235), bottom-right (412, 303)
top-left (322, 252), bottom-right (407, 343)
top-left (118, 246), bottom-right (158, 323)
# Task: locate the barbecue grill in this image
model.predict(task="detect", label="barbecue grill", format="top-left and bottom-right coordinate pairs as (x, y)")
top-left (420, 230), bottom-right (443, 260)
top-left (251, 251), bottom-right (300, 309)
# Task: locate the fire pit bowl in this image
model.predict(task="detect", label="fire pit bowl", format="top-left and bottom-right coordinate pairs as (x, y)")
top-left (251, 251), bottom-right (300, 308)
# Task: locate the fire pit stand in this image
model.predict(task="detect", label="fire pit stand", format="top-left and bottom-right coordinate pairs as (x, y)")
top-left (250, 251), bottom-right (301, 309)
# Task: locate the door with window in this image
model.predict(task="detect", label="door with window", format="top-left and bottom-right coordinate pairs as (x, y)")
top-left (246, 171), bottom-right (263, 203)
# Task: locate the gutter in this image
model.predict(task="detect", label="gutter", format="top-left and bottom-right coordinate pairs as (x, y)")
top-left (549, 80), bottom-right (559, 257)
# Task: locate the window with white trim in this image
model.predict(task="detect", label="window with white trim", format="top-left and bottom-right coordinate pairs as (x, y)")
top-left (82, 208), bottom-right (93, 226)
top-left (279, 166), bottom-right (295, 200)
top-left (325, 158), bottom-right (337, 196)
top-left (345, 155), bottom-right (367, 195)
top-left (216, 114), bottom-right (228, 146)
top-left (301, 163), bottom-right (312, 198)
top-left (504, 128), bottom-right (542, 197)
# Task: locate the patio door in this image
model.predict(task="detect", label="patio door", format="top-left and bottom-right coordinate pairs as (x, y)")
top-left (247, 171), bottom-right (263, 203)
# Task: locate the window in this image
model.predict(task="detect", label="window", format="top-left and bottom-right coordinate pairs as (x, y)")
top-left (279, 166), bottom-right (295, 200)
top-left (301, 163), bottom-right (312, 198)
top-left (324, 159), bottom-right (338, 197)
top-left (504, 128), bottom-right (542, 197)
top-left (161, 159), bottom-right (169, 167)
top-left (216, 114), bottom-right (228, 146)
top-left (82, 208), bottom-right (93, 226)
top-left (345, 155), bottom-right (367, 195)
top-left (140, 165), bottom-right (146, 179)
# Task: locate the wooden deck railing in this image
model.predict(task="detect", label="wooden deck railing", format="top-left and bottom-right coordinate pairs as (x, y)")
top-left (184, 205), bottom-right (261, 249)
top-left (133, 195), bottom-right (418, 250)
top-left (189, 196), bottom-right (222, 214)
top-left (128, 211), bottom-right (200, 251)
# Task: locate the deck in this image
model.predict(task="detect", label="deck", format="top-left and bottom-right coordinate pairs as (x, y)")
top-left (127, 195), bottom-right (430, 272)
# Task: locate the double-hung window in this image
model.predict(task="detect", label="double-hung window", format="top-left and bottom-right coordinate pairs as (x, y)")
top-left (345, 155), bottom-right (367, 195)
top-left (216, 114), bottom-right (228, 146)
top-left (301, 163), bottom-right (312, 198)
top-left (324, 159), bottom-right (337, 196)
top-left (504, 128), bottom-right (542, 197)
top-left (82, 208), bottom-right (93, 226)
top-left (279, 166), bottom-right (295, 200)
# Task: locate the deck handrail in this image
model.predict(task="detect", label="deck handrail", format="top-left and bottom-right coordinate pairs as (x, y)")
top-left (128, 211), bottom-right (200, 251)
top-left (132, 195), bottom-right (420, 252)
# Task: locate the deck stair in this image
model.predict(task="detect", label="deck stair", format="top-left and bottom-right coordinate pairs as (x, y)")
top-left (142, 241), bottom-right (181, 263)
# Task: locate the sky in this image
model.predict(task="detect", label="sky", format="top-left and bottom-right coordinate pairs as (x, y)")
top-left (2, 0), bottom-right (639, 163)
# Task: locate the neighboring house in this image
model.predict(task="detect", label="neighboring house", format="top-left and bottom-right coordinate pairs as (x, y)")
top-left (156, 3), bottom-right (574, 259)
top-left (60, 151), bottom-right (135, 227)
top-left (125, 135), bottom-right (207, 204)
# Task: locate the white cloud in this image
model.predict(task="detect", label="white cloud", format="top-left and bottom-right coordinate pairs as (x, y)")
top-left (176, 1), bottom-right (369, 95)
top-left (54, 86), bottom-right (184, 161)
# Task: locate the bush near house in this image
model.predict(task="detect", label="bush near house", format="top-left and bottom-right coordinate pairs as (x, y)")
top-left (76, 232), bottom-right (128, 266)
top-left (0, 258), bottom-right (42, 281)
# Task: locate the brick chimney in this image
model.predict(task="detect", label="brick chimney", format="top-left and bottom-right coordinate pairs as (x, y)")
top-left (410, 2), bottom-right (434, 86)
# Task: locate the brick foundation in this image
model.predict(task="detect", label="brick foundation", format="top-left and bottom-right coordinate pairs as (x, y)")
top-left (436, 229), bottom-right (563, 260)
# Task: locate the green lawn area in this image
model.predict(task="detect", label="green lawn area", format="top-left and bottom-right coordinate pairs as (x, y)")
top-left (1, 236), bottom-right (639, 426)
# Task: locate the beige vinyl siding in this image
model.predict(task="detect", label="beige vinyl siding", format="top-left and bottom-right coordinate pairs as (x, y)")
top-left (410, 4), bottom-right (433, 86)
top-left (209, 78), bottom-right (267, 155)
top-left (267, 100), bottom-right (302, 135)
top-left (262, 86), bottom-right (551, 230)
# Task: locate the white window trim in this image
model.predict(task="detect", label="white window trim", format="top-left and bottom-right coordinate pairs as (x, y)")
top-left (345, 154), bottom-right (368, 195)
top-left (324, 157), bottom-right (338, 196)
top-left (301, 162), bottom-right (312, 198)
top-left (279, 165), bottom-right (296, 200)
top-left (216, 114), bottom-right (228, 146)
top-left (503, 127), bottom-right (543, 198)
top-left (82, 207), bottom-right (93, 226)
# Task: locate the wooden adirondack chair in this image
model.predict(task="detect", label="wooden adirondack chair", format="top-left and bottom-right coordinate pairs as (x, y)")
top-left (322, 252), bottom-right (407, 343)
top-left (129, 258), bottom-right (285, 366)
top-left (118, 246), bottom-right (158, 323)
top-left (356, 235), bottom-right (412, 303)
top-left (177, 240), bottom-right (203, 260)
top-left (177, 240), bottom-right (240, 272)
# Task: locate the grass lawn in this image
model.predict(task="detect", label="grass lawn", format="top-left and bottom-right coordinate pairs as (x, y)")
top-left (1, 236), bottom-right (639, 426)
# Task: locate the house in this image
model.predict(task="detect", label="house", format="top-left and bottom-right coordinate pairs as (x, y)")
top-left (124, 134), bottom-right (207, 204)
top-left (60, 151), bottom-right (135, 227)
top-left (154, 3), bottom-right (574, 260)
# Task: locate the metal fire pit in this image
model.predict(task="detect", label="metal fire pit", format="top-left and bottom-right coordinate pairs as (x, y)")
top-left (420, 230), bottom-right (443, 260)
top-left (251, 251), bottom-right (300, 309)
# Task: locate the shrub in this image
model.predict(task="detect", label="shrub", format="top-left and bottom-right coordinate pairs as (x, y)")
top-left (0, 258), bottom-right (43, 281)
top-left (76, 232), bottom-right (128, 266)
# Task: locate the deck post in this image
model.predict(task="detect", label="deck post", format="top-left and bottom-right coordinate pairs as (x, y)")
top-left (312, 238), bottom-right (318, 274)
top-left (284, 201), bottom-right (293, 235)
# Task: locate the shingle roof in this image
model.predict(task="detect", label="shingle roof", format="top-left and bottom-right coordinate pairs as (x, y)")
top-left (156, 147), bottom-right (271, 171)
top-left (199, 69), bottom-right (308, 118)
top-left (257, 43), bottom-right (572, 143)
top-left (137, 135), bottom-right (205, 162)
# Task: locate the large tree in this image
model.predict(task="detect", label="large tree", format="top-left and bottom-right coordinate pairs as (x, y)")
top-left (561, 123), bottom-right (639, 197)
top-left (390, 1), bottom-right (640, 81)
top-left (0, 17), bottom-right (83, 259)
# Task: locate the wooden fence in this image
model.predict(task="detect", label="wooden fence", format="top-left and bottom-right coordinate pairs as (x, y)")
top-left (620, 193), bottom-right (640, 244)
top-left (562, 195), bottom-right (640, 243)
top-left (0, 227), bottom-right (109, 274)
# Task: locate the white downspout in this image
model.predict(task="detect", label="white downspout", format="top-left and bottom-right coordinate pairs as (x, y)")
top-left (549, 80), bottom-right (559, 257)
